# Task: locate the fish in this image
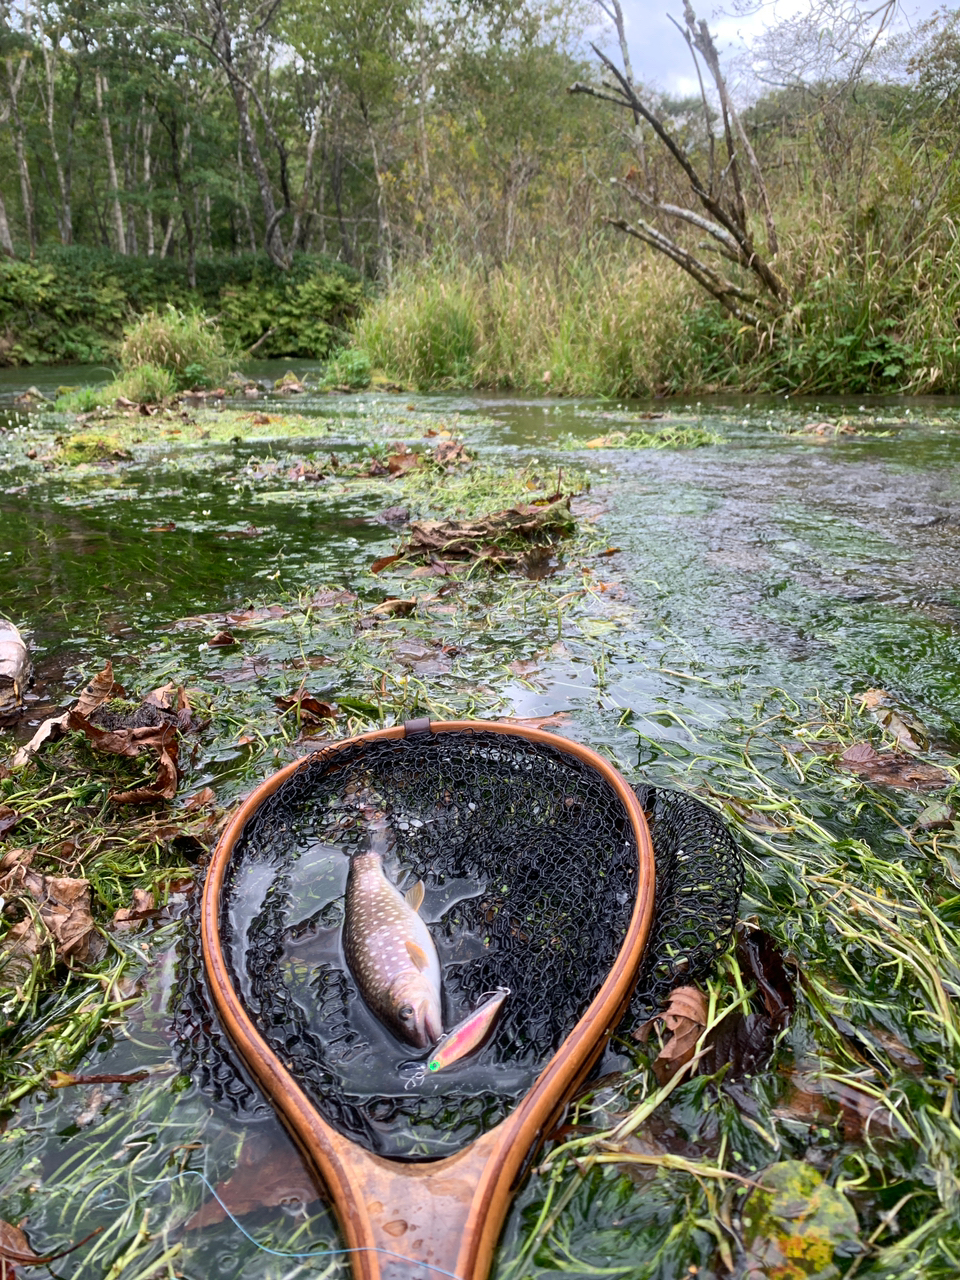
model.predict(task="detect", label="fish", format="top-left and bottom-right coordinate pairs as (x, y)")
top-left (425, 988), bottom-right (510, 1076)
top-left (0, 619), bottom-right (30, 725)
top-left (343, 819), bottom-right (443, 1049)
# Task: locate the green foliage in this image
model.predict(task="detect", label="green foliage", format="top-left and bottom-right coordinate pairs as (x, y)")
top-left (321, 346), bottom-right (372, 389)
top-left (217, 267), bottom-right (365, 360)
top-left (119, 309), bottom-right (227, 390)
top-left (54, 386), bottom-right (106, 413)
top-left (109, 363), bottom-right (177, 403)
top-left (0, 248), bottom-right (364, 367)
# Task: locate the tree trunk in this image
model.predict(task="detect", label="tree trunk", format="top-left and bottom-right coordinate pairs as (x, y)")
top-left (40, 44), bottom-right (73, 244)
top-left (143, 116), bottom-right (155, 255)
top-left (95, 69), bottom-right (127, 254)
top-left (0, 190), bottom-right (14, 256)
top-left (4, 53), bottom-right (35, 254)
top-left (360, 95), bottom-right (393, 283)
top-left (232, 76), bottom-right (288, 267)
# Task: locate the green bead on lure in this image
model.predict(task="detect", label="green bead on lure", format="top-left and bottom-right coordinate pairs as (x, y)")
top-left (425, 987), bottom-right (510, 1075)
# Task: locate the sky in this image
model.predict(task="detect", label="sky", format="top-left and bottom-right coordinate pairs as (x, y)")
top-left (606, 0), bottom-right (946, 95)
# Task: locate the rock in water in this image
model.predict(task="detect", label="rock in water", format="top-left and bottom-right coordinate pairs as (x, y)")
top-left (0, 620), bottom-right (30, 724)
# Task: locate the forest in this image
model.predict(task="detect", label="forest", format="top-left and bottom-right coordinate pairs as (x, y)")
top-left (2, 0), bottom-right (960, 394)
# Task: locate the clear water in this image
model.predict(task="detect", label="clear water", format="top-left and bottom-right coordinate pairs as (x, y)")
top-left (2, 364), bottom-right (960, 1278)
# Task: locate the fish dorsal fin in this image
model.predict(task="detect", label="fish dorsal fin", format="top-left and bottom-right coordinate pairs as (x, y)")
top-left (406, 940), bottom-right (429, 971)
top-left (404, 881), bottom-right (425, 914)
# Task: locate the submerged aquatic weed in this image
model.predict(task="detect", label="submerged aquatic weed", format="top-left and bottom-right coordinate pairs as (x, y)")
top-left (556, 424), bottom-right (722, 450)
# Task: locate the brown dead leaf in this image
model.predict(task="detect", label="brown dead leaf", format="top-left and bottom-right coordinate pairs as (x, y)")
top-left (370, 554), bottom-right (404, 575)
top-left (207, 631), bottom-right (237, 648)
top-left (75, 661), bottom-right (122, 717)
top-left (495, 712), bottom-right (571, 730)
top-left (184, 786), bottom-right (216, 812)
top-left (368, 598), bottom-right (416, 618)
top-left (635, 985), bottom-right (708, 1085)
top-left (0, 807), bottom-right (19, 838)
top-left (858, 689), bottom-right (928, 751)
top-left (274, 690), bottom-right (338, 724)
top-left (387, 448), bottom-right (421, 476)
top-left (0, 1220), bottom-right (101, 1274)
top-left (185, 1131), bottom-right (319, 1230)
top-left (434, 439), bottom-right (471, 466)
top-left (401, 499), bottom-right (574, 566)
top-left (9, 871), bottom-right (104, 967)
top-left (111, 889), bottom-right (156, 933)
top-left (838, 742), bottom-right (952, 790)
top-left (508, 659), bottom-right (541, 677)
top-left (147, 522), bottom-right (176, 533)
top-left (49, 1070), bottom-right (149, 1088)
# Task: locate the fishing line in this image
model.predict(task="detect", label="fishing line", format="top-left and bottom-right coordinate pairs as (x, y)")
top-left (141, 1170), bottom-right (465, 1279)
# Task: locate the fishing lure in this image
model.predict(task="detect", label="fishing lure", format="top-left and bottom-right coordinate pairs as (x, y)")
top-left (417, 987), bottom-right (510, 1084)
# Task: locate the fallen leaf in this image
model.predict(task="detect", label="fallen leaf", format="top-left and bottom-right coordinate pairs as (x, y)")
top-left (368, 598), bottom-right (416, 618)
top-left (48, 1070), bottom-right (149, 1088)
top-left (700, 925), bottom-right (795, 1079)
top-left (916, 800), bottom-right (954, 829)
top-left (838, 741), bottom-right (952, 790)
top-left (207, 631), bottom-right (237, 648)
top-left (274, 690), bottom-right (338, 724)
top-left (508, 659), bottom-right (541, 677)
top-left (387, 448), bottom-right (420, 475)
top-left (495, 712), bottom-right (571, 730)
top-left (0, 807), bottom-right (19, 837)
top-left (401, 499), bottom-right (574, 566)
top-left (186, 1131), bottom-right (319, 1230)
top-left (0, 1220), bottom-right (101, 1274)
top-left (373, 506), bottom-right (410, 526)
top-left (370, 554), bottom-right (404, 575)
top-left (111, 889), bottom-right (156, 932)
top-left (434, 439), bottom-right (471, 466)
top-left (184, 786), bottom-right (216, 812)
top-left (741, 1160), bottom-right (860, 1278)
top-left (635, 985), bottom-right (707, 1084)
top-left (147, 522), bottom-right (176, 533)
top-left (857, 689), bottom-right (928, 751)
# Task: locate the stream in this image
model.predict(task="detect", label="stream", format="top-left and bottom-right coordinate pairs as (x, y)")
top-left (1, 363), bottom-right (959, 1279)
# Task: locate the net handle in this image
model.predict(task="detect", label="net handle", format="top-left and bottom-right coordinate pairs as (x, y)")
top-left (201, 719), bottom-right (656, 1280)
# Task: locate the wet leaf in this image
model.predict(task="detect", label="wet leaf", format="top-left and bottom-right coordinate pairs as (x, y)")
top-left (374, 506), bottom-right (410, 526)
top-left (49, 1070), bottom-right (149, 1088)
top-left (838, 742), bottom-right (952, 790)
top-left (370, 554), bottom-right (403, 575)
top-left (402, 499), bottom-right (574, 566)
top-left (186, 1132), bottom-right (319, 1230)
top-left (184, 786), bottom-right (216, 812)
top-left (916, 800), bottom-right (955, 829)
top-left (387, 448), bottom-right (421, 475)
top-left (147, 522), bottom-right (176, 533)
top-left (635, 985), bottom-right (707, 1084)
top-left (274, 690), bottom-right (338, 724)
top-left (701, 925), bottom-right (795, 1079)
top-left (1, 1220), bottom-right (43, 1272)
top-left (434, 439), bottom-right (471, 466)
top-left (0, 807), bottom-right (20, 837)
top-left (2, 869), bottom-right (104, 969)
top-left (508, 659), bottom-right (540, 677)
top-left (75, 661), bottom-right (123, 717)
top-left (111, 889), bottom-right (156, 932)
top-left (495, 712), bottom-right (571, 730)
top-left (368, 598), bottom-right (416, 618)
top-left (207, 631), bottom-right (238, 648)
top-left (741, 1160), bottom-right (861, 1279)
top-left (858, 689), bottom-right (928, 750)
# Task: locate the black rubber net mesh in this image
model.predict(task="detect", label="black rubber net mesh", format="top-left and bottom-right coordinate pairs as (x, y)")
top-left (170, 732), bottom-right (741, 1160)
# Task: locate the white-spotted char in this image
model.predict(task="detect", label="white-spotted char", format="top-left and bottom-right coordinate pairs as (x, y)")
top-left (343, 826), bottom-right (442, 1049)
top-left (425, 988), bottom-right (510, 1075)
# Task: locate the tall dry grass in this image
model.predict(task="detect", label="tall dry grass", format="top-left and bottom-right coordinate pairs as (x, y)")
top-left (355, 252), bottom-right (716, 397)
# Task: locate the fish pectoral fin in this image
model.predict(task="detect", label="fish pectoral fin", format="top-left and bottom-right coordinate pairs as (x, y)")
top-left (404, 881), bottom-right (425, 913)
top-left (406, 940), bottom-right (430, 971)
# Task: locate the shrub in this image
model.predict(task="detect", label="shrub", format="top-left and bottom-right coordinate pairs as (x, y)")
top-left (55, 386), bottom-right (108, 413)
top-left (119, 308), bottom-right (228, 389)
top-left (109, 363), bottom-right (177, 403)
top-left (322, 346), bottom-right (372, 389)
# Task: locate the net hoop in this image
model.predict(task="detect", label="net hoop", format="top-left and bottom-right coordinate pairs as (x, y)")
top-left (201, 719), bottom-right (656, 1280)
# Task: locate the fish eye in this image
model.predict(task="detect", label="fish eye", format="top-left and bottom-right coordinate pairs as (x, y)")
top-left (398, 1004), bottom-right (414, 1022)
